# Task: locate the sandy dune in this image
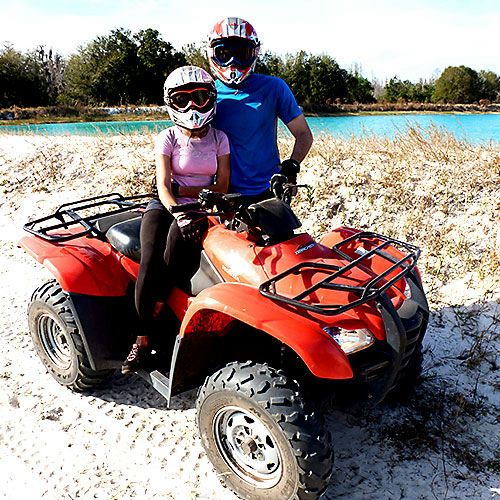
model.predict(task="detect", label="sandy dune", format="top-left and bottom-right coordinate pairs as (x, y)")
top-left (0, 134), bottom-right (498, 499)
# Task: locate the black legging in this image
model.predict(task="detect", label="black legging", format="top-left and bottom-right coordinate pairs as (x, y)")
top-left (135, 208), bottom-right (203, 332)
top-left (135, 189), bottom-right (272, 331)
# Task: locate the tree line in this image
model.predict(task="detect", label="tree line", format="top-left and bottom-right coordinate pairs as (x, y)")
top-left (1, 28), bottom-right (499, 109)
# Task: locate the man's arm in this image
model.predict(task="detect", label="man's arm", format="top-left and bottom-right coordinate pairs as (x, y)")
top-left (285, 114), bottom-right (313, 163)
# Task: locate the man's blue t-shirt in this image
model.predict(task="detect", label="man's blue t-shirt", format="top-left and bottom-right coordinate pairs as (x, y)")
top-left (213, 74), bottom-right (302, 195)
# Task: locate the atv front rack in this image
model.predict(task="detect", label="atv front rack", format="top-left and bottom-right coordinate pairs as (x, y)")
top-left (259, 232), bottom-right (420, 316)
top-left (24, 192), bottom-right (152, 242)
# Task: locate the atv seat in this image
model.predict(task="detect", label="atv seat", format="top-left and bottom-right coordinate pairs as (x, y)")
top-left (95, 210), bottom-right (142, 234)
top-left (106, 216), bottom-right (142, 262)
top-left (105, 215), bottom-right (223, 296)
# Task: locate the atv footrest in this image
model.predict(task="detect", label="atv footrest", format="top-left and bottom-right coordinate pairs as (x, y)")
top-left (137, 369), bottom-right (172, 402)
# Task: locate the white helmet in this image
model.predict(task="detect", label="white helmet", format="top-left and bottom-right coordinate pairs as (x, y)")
top-left (208, 17), bottom-right (261, 86)
top-left (164, 66), bottom-right (216, 130)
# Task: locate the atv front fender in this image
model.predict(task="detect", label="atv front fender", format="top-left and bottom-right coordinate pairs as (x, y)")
top-left (19, 234), bottom-right (130, 296)
top-left (178, 282), bottom-right (353, 380)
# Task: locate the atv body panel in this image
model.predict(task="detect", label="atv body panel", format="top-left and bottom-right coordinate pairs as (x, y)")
top-left (19, 233), bottom-right (131, 296)
top-left (20, 192), bottom-right (428, 405)
top-left (176, 281), bottom-right (353, 378)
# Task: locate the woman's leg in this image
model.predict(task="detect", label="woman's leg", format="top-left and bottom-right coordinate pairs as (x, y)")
top-left (123, 208), bottom-right (173, 373)
top-left (135, 208), bottom-right (173, 328)
top-left (164, 220), bottom-right (205, 291)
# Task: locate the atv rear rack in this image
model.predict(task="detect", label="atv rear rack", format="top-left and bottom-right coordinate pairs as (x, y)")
top-left (259, 232), bottom-right (420, 316)
top-left (24, 192), bottom-right (152, 242)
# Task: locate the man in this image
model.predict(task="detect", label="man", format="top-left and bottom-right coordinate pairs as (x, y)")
top-left (208, 17), bottom-right (313, 202)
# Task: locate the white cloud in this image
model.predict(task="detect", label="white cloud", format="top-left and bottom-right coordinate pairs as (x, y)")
top-left (1, 0), bottom-right (499, 80)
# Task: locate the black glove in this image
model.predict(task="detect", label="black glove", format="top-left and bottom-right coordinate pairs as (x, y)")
top-left (173, 211), bottom-right (208, 243)
top-left (270, 173), bottom-right (287, 199)
top-left (199, 189), bottom-right (225, 209)
top-left (280, 159), bottom-right (300, 184)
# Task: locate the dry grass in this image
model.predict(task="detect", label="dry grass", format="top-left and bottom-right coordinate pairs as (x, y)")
top-left (378, 382), bottom-right (497, 476)
top-left (291, 126), bottom-right (500, 303)
top-left (1, 127), bottom-right (498, 492)
top-left (1, 126), bottom-right (499, 304)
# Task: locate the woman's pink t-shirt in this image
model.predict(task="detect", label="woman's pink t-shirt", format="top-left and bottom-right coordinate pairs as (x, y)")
top-left (155, 126), bottom-right (230, 204)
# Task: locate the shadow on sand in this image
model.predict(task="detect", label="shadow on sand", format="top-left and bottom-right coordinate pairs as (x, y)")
top-left (87, 298), bottom-right (498, 498)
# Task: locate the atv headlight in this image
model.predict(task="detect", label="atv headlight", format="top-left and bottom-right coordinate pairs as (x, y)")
top-left (323, 326), bottom-right (375, 354)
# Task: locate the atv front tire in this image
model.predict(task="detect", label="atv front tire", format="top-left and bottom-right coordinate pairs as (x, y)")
top-left (28, 280), bottom-right (113, 391)
top-left (391, 343), bottom-right (424, 398)
top-left (196, 361), bottom-right (333, 500)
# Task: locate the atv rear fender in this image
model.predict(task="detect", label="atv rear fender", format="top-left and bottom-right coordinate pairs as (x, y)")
top-left (170, 282), bottom-right (353, 394)
top-left (19, 234), bottom-right (130, 296)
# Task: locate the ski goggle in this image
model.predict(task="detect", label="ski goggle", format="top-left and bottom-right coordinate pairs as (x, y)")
top-left (168, 87), bottom-right (215, 111)
top-left (211, 38), bottom-right (258, 68)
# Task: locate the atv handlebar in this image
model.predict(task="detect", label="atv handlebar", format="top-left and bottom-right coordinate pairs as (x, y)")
top-left (270, 174), bottom-right (306, 205)
top-left (170, 173), bottom-right (305, 215)
top-left (169, 190), bottom-right (245, 214)
top-left (169, 201), bottom-right (202, 213)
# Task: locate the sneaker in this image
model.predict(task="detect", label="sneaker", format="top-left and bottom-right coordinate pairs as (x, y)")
top-left (121, 343), bottom-right (151, 374)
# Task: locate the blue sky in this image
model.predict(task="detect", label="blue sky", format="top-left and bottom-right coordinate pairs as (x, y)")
top-left (2, 0), bottom-right (499, 81)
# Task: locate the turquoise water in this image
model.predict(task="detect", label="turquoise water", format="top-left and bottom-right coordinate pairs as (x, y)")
top-left (1, 113), bottom-right (499, 143)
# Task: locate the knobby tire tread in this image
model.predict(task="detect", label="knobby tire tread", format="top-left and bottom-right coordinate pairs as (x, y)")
top-left (197, 361), bottom-right (333, 499)
top-left (30, 280), bottom-right (113, 391)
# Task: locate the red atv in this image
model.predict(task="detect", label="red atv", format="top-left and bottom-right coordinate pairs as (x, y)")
top-left (20, 178), bottom-right (428, 499)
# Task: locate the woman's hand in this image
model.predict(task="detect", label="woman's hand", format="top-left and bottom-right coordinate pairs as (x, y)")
top-left (173, 212), bottom-right (208, 243)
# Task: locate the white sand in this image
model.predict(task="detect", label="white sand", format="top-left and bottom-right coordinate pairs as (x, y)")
top-left (0, 135), bottom-right (498, 499)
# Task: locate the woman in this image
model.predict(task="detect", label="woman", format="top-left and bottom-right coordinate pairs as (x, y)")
top-left (122, 66), bottom-right (230, 374)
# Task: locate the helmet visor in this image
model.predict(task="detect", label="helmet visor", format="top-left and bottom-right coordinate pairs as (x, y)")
top-left (212, 38), bottom-right (257, 68)
top-left (168, 87), bottom-right (215, 112)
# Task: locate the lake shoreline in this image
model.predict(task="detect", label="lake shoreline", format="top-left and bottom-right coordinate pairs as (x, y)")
top-left (1, 113), bottom-right (499, 144)
top-left (1, 102), bottom-right (499, 126)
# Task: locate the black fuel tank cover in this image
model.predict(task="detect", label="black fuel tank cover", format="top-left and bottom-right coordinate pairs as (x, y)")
top-left (247, 198), bottom-right (301, 240)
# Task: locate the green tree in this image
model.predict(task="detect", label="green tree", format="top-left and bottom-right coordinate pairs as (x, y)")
top-left (256, 52), bottom-right (284, 76)
top-left (281, 51), bottom-right (312, 104)
top-left (62, 28), bottom-right (185, 105)
top-left (478, 70), bottom-right (499, 102)
top-left (347, 72), bottom-right (375, 103)
top-left (383, 77), bottom-right (434, 103)
top-left (432, 66), bottom-right (482, 103)
top-left (408, 80), bottom-right (434, 102)
top-left (63, 29), bottom-right (138, 105)
top-left (182, 43), bottom-right (210, 72)
top-left (135, 29), bottom-right (186, 103)
top-left (0, 45), bottom-right (53, 107)
top-left (308, 54), bottom-right (349, 104)
top-left (383, 77), bottom-right (413, 102)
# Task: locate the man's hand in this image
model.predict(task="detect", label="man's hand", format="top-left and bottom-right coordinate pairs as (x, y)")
top-left (270, 173), bottom-right (287, 199)
top-left (280, 159), bottom-right (300, 184)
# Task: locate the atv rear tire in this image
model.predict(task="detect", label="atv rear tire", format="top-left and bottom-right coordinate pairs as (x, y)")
top-left (196, 361), bottom-right (333, 500)
top-left (28, 280), bottom-right (113, 391)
